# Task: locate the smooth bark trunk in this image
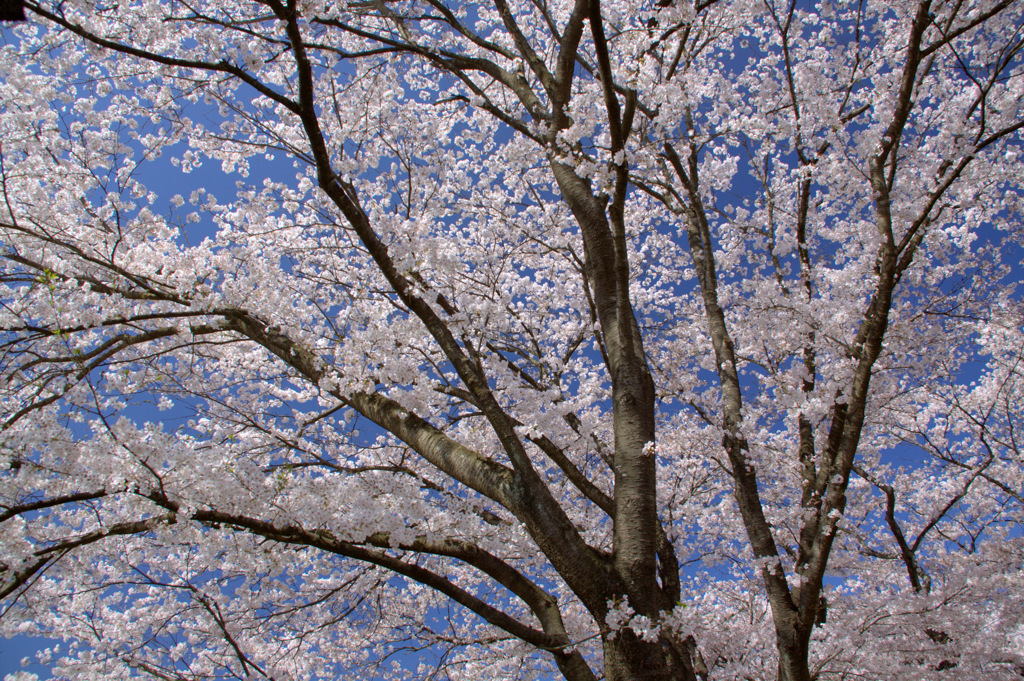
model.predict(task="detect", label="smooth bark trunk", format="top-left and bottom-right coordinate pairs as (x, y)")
top-left (603, 632), bottom-right (698, 681)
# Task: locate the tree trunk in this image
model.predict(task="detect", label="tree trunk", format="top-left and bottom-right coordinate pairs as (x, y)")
top-left (602, 631), bottom-right (698, 681)
top-left (775, 624), bottom-right (812, 681)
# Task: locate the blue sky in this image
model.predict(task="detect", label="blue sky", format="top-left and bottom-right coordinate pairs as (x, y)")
top-left (1, 636), bottom-right (52, 680)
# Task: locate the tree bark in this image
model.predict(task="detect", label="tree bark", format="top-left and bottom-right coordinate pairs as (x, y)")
top-left (603, 631), bottom-right (698, 681)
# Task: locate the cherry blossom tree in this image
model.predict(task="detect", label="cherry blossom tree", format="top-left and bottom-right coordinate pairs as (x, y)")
top-left (2, 0), bottom-right (1023, 679)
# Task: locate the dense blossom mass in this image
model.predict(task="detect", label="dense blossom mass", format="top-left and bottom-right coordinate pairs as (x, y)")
top-left (1, 0), bottom-right (1023, 679)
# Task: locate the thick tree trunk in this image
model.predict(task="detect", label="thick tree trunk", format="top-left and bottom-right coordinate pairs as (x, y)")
top-left (602, 631), bottom-right (698, 681)
top-left (775, 622), bottom-right (812, 681)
